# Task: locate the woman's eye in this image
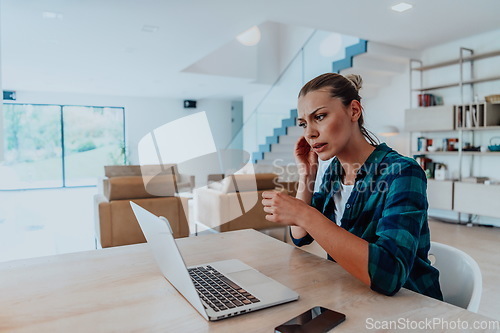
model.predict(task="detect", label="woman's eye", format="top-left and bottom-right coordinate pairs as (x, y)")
top-left (298, 122), bottom-right (306, 128)
top-left (315, 114), bottom-right (325, 121)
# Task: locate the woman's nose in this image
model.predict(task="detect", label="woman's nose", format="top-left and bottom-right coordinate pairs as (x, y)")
top-left (305, 125), bottom-right (318, 139)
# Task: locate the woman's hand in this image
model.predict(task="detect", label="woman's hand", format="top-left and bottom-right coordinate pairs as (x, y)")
top-left (262, 190), bottom-right (313, 227)
top-left (294, 136), bottom-right (318, 178)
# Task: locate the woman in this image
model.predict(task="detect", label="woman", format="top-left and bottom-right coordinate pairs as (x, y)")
top-left (262, 73), bottom-right (442, 300)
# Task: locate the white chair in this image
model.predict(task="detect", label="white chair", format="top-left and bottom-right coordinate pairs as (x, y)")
top-left (429, 241), bottom-right (482, 312)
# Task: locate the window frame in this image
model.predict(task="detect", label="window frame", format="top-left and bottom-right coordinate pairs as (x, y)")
top-left (1, 102), bottom-right (126, 190)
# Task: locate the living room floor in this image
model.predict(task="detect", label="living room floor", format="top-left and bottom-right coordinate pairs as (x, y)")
top-left (0, 187), bottom-right (96, 262)
top-left (0, 188), bottom-right (499, 320)
top-left (428, 219), bottom-right (500, 321)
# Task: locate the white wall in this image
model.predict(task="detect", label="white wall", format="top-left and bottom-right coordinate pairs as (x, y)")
top-left (363, 67), bottom-right (410, 155)
top-left (277, 25), bottom-right (315, 76)
top-left (255, 22), bottom-right (281, 85)
top-left (8, 91), bottom-right (233, 165)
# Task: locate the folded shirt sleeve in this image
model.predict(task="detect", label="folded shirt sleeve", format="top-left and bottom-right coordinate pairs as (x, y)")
top-left (368, 162), bottom-right (428, 296)
top-left (290, 191), bottom-right (327, 246)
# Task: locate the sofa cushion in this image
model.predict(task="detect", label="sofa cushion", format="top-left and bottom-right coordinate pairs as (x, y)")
top-left (207, 173), bottom-right (278, 193)
top-left (107, 175), bottom-right (176, 200)
top-left (105, 164), bottom-right (179, 178)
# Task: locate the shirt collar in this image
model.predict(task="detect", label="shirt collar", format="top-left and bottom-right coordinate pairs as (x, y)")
top-left (357, 143), bottom-right (392, 179)
top-left (329, 143), bottom-right (392, 180)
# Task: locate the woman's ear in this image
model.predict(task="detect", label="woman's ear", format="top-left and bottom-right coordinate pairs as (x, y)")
top-left (349, 100), bottom-right (362, 122)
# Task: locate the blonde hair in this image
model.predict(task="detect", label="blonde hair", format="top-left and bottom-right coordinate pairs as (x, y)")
top-left (345, 74), bottom-right (363, 92)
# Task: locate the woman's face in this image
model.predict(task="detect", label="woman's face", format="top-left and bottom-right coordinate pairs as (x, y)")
top-left (297, 88), bottom-right (356, 161)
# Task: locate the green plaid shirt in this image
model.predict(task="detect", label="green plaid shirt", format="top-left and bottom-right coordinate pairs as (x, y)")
top-left (292, 143), bottom-right (443, 300)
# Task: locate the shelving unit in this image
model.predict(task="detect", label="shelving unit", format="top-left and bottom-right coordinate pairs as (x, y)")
top-left (405, 47), bottom-right (500, 222)
top-left (411, 151), bottom-right (500, 156)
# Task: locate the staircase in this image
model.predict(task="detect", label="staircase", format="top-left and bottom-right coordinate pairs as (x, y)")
top-left (340, 42), bottom-right (417, 98)
top-left (253, 40), bottom-right (418, 166)
top-left (253, 109), bottom-right (299, 165)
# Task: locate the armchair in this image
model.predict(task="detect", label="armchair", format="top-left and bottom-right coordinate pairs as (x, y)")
top-left (193, 173), bottom-right (297, 237)
top-left (94, 165), bottom-right (192, 248)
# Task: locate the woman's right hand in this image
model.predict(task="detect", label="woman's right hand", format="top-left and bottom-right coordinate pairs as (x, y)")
top-left (294, 136), bottom-right (318, 178)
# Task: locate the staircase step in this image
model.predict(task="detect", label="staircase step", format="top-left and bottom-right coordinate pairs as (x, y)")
top-left (271, 143), bottom-right (294, 152)
top-left (259, 144), bottom-right (271, 153)
top-left (365, 42), bottom-right (420, 64)
top-left (263, 151), bottom-right (295, 163)
top-left (278, 135), bottom-right (299, 144)
top-left (265, 136), bottom-right (279, 145)
top-left (332, 40), bottom-right (368, 73)
top-left (252, 151), bottom-right (264, 162)
top-left (286, 126), bottom-right (304, 137)
top-left (256, 159), bottom-right (296, 167)
top-left (347, 56), bottom-right (406, 76)
top-left (282, 118), bottom-right (296, 128)
top-left (340, 68), bottom-right (394, 85)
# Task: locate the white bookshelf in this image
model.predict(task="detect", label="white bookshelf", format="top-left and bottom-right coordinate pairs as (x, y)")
top-left (405, 47), bottom-right (500, 222)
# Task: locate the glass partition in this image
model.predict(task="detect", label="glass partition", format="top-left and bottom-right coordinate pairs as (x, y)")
top-left (228, 30), bottom-right (360, 163)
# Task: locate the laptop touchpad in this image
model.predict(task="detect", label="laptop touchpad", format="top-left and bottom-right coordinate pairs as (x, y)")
top-left (227, 270), bottom-right (270, 286)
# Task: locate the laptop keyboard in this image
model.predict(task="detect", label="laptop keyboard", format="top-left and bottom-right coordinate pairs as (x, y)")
top-left (188, 265), bottom-right (260, 312)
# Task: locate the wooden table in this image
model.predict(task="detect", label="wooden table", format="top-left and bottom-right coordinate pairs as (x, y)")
top-left (0, 229), bottom-right (498, 332)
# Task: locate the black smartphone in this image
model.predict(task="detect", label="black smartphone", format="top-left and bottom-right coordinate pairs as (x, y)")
top-left (274, 306), bottom-right (346, 333)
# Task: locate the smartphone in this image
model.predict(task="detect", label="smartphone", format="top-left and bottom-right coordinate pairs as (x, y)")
top-left (274, 306), bottom-right (345, 333)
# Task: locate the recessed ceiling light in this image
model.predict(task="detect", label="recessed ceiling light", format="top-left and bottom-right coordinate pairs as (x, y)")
top-left (236, 26), bottom-right (261, 46)
top-left (142, 25), bottom-right (159, 33)
top-left (42, 11), bottom-right (63, 20)
top-left (391, 2), bottom-right (413, 12)
top-left (319, 33), bottom-right (342, 57)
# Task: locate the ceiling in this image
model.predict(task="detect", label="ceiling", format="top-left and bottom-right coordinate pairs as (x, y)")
top-left (2, 0), bottom-right (500, 100)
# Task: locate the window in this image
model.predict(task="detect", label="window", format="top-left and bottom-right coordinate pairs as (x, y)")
top-left (1, 103), bottom-right (126, 190)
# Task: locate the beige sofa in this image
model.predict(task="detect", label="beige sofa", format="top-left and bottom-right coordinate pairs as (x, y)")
top-left (193, 173), bottom-right (297, 236)
top-left (94, 165), bottom-right (193, 248)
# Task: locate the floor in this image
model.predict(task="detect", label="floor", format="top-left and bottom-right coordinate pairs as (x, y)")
top-left (0, 187), bottom-right (96, 262)
top-left (428, 219), bottom-right (500, 320)
top-left (0, 188), bottom-right (499, 320)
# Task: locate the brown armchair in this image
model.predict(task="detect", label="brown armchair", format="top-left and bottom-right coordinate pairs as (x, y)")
top-left (94, 165), bottom-right (192, 248)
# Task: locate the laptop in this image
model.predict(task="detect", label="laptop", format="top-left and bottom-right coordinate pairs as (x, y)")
top-left (130, 202), bottom-right (299, 321)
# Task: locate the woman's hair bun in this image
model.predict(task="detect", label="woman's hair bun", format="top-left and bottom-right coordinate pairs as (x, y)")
top-left (345, 74), bottom-right (363, 92)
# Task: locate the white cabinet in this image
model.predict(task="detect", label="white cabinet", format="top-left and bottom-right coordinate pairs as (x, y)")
top-left (405, 106), bottom-right (455, 131)
top-left (427, 180), bottom-right (454, 210)
top-left (454, 182), bottom-right (500, 218)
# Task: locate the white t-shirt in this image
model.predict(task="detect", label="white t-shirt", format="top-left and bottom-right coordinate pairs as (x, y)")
top-left (333, 182), bottom-right (354, 226)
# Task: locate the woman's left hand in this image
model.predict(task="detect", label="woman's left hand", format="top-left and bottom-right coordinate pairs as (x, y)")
top-left (261, 190), bottom-right (311, 227)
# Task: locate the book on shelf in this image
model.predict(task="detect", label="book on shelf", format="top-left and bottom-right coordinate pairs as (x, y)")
top-left (413, 154), bottom-right (434, 178)
top-left (443, 138), bottom-right (459, 151)
top-left (417, 93), bottom-right (443, 107)
top-left (416, 137), bottom-right (434, 152)
top-left (462, 177), bottom-right (489, 184)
